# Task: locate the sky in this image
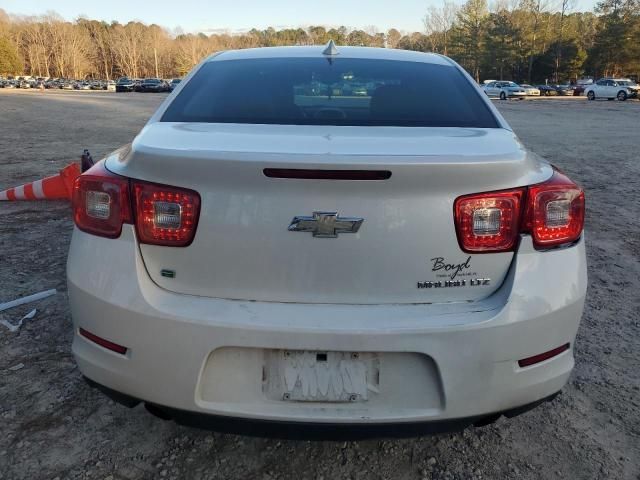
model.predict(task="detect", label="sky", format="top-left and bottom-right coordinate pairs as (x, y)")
top-left (4, 0), bottom-right (598, 35)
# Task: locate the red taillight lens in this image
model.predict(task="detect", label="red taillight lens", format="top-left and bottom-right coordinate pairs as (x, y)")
top-left (523, 171), bottom-right (585, 249)
top-left (454, 169), bottom-right (584, 253)
top-left (132, 181), bottom-right (200, 247)
top-left (454, 189), bottom-right (525, 253)
top-left (73, 162), bottom-right (201, 246)
top-left (73, 163), bottom-right (132, 238)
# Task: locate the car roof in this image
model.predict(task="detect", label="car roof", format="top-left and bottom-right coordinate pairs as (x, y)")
top-left (208, 46), bottom-right (454, 66)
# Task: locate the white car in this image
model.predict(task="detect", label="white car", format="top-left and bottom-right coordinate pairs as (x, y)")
top-left (520, 84), bottom-right (541, 96)
top-left (68, 44), bottom-right (587, 438)
top-left (585, 78), bottom-right (639, 101)
top-left (482, 81), bottom-right (527, 100)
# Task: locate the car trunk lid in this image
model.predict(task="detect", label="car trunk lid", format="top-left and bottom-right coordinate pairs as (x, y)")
top-left (107, 123), bottom-right (551, 304)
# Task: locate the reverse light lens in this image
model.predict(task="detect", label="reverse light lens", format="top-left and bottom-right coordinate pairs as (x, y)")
top-left (472, 207), bottom-right (502, 235)
top-left (153, 201), bottom-right (182, 229)
top-left (545, 199), bottom-right (571, 227)
top-left (86, 191), bottom-right (111, 219)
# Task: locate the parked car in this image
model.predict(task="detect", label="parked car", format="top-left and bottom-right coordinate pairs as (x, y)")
top-left (554, 84), bottom-right (574, 96)
top-left (572, 78), bottom-right (594, 96)
top-left (536, 85), bottom-right (558, 96)
top-left (69, 45), bottom-right (587, 438)
top-left (168, 78), bottom-right (182, 91)
top-left (138, 78), bottom-right (169, 92)
top-left (520, 84), bottom-right (540, 96)
top-left (585, 78), bottom-right (639, 101)
top-left (116, 77), bottom-right (136, 92)
top-left (133, 79), bottom-right (144, 92)
top-left (482, 81), bottom-right (527, 99)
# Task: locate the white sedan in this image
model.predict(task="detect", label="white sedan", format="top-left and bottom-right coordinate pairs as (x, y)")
top-left (585, 78), bottom-right (639, 101)
top-left (68, 44), bottom-right (587, 438)
top-left (482, 81), bottom-right (527, 99)
top-left (520, 84), bottom-right (541, 96)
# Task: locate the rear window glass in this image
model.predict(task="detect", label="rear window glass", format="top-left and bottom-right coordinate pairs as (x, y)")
top-left (161, 57), bottom-right (499, 128)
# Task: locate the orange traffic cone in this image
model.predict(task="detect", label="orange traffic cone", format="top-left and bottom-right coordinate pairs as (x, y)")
top-left (0, 163), bottom-right (81, 201)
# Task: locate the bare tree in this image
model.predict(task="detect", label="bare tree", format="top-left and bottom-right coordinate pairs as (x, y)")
top-left (521, 0), bottom-right (553, 82)
top-left (554, 0), bottom-right (575, 82)
top-left (423, 0), bottom-right (459, 54)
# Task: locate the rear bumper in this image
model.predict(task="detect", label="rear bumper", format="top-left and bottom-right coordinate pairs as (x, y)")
top-left (84, 376), bottom-right (560, 440)
top-left (67, 226), bottom-right (587, 429)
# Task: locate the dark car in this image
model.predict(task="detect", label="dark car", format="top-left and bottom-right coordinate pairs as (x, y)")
top-left (168, 78), bottom-right (181, 92)
top-left (536, 85), bottom-right (558, 96)
top-left (138, 78), bottom-right (169, 93)
top-left (573, 81), bottom-right (594, 96)
top-left (116, 77), bottom-right (136, 92)
top-left (554, 84), bottom-right (574, 96)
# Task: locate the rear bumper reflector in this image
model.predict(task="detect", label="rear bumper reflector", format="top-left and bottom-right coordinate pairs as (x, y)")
top-left (79, 328), bottom-right (128, 355)
top-left (518, 343), bottom-right (570, 367)
top-left (263, 169), bottom-right (392, 180)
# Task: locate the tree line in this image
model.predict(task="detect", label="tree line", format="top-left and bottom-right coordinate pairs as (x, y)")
top-left (0, 0), bottom-right (638, 84)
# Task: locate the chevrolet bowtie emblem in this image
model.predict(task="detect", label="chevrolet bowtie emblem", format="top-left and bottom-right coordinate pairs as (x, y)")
top-left (288, 212), bottom-right (364, 238)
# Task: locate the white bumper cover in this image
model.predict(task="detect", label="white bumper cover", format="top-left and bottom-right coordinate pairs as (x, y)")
top-left (67, 226), bottom-right (586, 424)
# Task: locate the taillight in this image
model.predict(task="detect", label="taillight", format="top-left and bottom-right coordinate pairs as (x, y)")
top-left (133, 181), bottom-right (200, 247)
top-left (73, 163), bottom-right (132, 238)
top-left (522, 170), bottom-right (585, 249)
top-left (454, 169), bottom-right (584, 253)
top-left (73, 162), bottom-right (200, 246)
top-left (454, 189), bottom-right (525, 253)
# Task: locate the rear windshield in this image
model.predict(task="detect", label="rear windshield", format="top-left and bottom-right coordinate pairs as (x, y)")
top-left (161, 57), bottom-right (499, 128)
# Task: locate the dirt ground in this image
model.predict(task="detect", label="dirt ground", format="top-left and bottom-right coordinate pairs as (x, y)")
top-left (0, 89), bottom-right (638, 480)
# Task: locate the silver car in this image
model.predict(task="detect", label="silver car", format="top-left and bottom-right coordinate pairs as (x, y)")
top-left (483, 81), bottom-right (527, 100)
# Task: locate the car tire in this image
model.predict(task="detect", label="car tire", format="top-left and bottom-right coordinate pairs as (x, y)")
top-left (499, 91), bottom-right (507, 100)
top-left (587, 91), bottom-right (595, 101)
top-left (617, 90), bottom-right (627, 101)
